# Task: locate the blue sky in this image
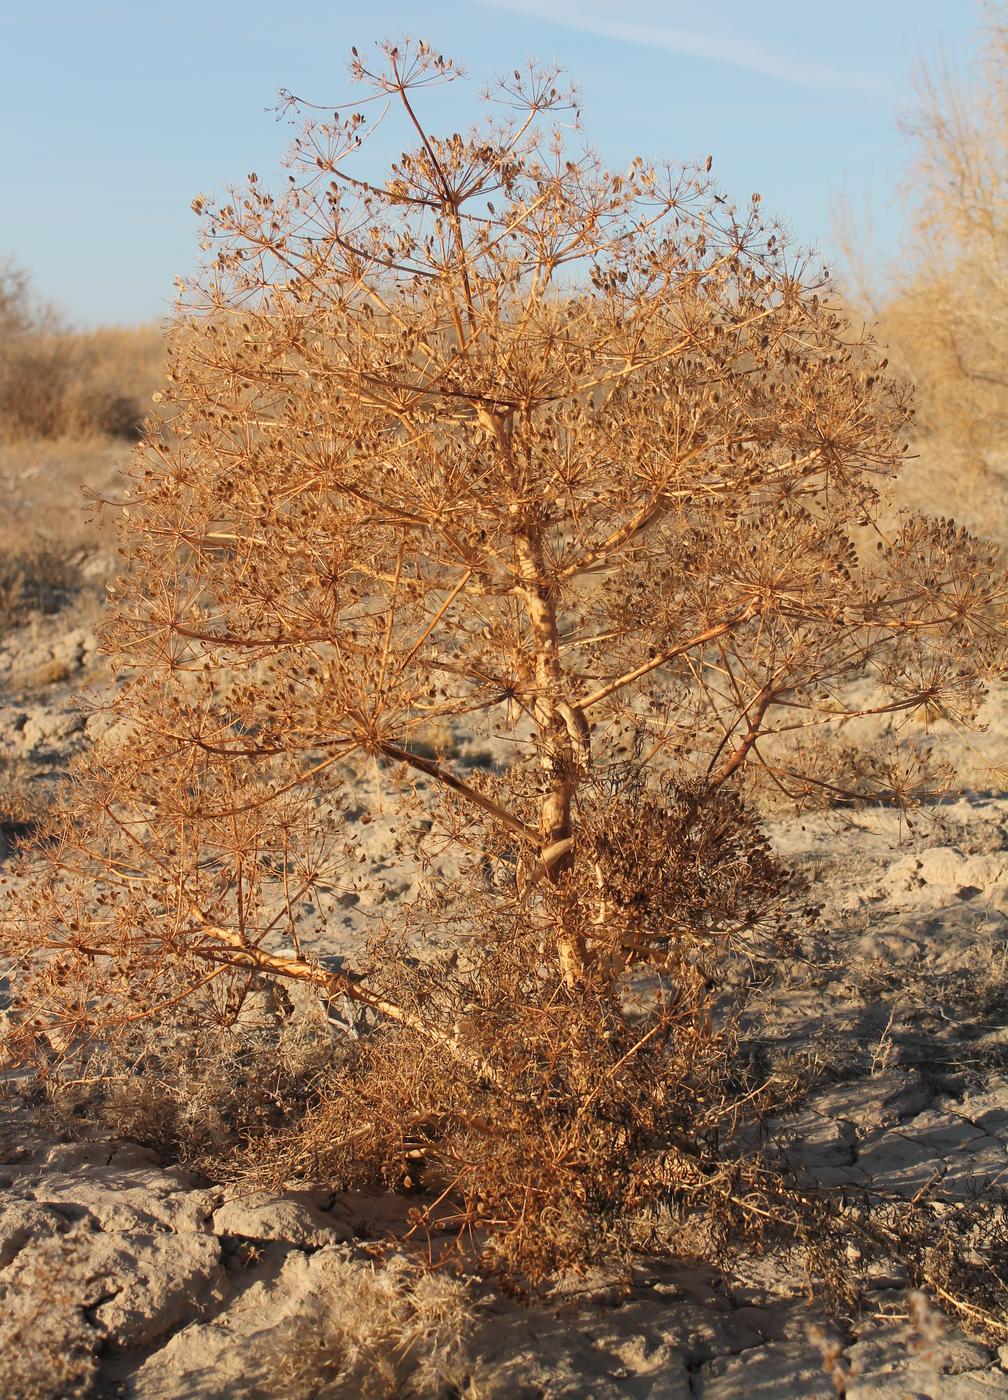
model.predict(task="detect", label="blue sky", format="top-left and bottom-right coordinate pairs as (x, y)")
top-left (2, 0), bottom-right (979, 326)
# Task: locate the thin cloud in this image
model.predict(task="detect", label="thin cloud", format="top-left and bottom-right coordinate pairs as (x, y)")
top-left (476, 0), bottom-right (889, 96)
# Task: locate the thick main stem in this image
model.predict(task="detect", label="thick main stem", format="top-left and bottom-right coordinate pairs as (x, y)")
top-left (479, 405), bottom-right (589, 984)
top-left (511, 529), bottom-right (576, 847)
top-left (514, 531), bottom-right (590, 985)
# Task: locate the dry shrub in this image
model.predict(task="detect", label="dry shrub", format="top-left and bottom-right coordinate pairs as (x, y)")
top-left (86, 994), bottom-right (340, 1169)
top-left (0, 258), bottom-right (163, 443)
top-left (252, 780), bottom-right (799, 1282)
top-left (56, 323), bottom-right (166, 440)
top-left (896, 2), bottom-right (1007, 462)
top-left (759, 1165), bottom-right (1008, 1347)
top-left (3, 40), bottom-right (1007, 1291)
top-left (265, 1250), bottom-right (481, 1398)
top-left (0, 261), bottom-right (70, 441)
top-left (871, 1194), bottom-right (1008, 1346)
top-left (16, 657), bottom-right (74, 691)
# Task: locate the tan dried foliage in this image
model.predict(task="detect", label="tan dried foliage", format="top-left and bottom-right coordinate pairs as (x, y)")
top-left (0, 756), bottom-right (53, 841)
top-left (3, 41), bottom-right (1007, 1285)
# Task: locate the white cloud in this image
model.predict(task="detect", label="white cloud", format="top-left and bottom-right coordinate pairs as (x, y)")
top-left (476, 0), bottom-right (889, 95)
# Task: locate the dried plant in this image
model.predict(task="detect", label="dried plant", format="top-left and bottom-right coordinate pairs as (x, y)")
top-left (0, 756), bottom-right (53, 843)
top-left (3, 40), bottom-right (1007, 1284)
top-left (0, 1227), bottom-right (99, 1400)
top-left (264, 1249), bottom-right (482, 1398)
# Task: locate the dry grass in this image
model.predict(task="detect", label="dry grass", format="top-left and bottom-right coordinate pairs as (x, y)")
top-left (15, 657), bottom-right (74, 691)
top-left (0, 1227), bottom-right (99, 1400)
top-left (86, 1004), bottom-right (339, 1167)
top-left (0, 265), bottom-right (159, 597)
top-left (54, 323), bottom-right (166, 440)
top-left (0, 435), bottom-right (124, 541)
top-left (264, 1251), bottom-right (483, 1398)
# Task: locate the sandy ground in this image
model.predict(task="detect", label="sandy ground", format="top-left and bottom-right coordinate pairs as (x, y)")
top-left (1, 601), bottom-right (1007, 1397)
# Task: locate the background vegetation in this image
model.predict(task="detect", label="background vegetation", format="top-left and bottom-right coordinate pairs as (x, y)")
top-left (841, 0), bottom-right (1008, 541)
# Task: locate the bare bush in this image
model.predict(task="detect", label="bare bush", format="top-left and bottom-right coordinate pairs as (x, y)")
top-left (898, 3), bottom-right (1007, 456)
top-left (3, 40), bottom-right (1007, 1286)
top-left (87, 1002), bottom-right (340, 1169)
